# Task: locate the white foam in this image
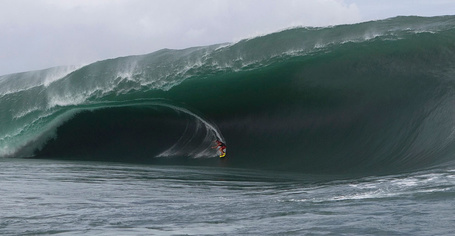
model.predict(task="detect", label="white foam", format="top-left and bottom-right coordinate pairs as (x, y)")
top-left (390, 178), bottom-right (419, 187)
top-left (0, 110), bottom-right (66, 158)
top-left (0, 66), bottom-right (80, 97)
top-left (155, 103), bottom-right (223, 158)
top-left (46, 93), bottom-right (88, 108)
top-left (281, 168), bottom-right (455, 204)
top-left (12, 106), bottom-right (43, 119)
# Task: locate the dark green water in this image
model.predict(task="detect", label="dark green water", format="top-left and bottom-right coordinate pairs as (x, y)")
top-left (2, 16), bottom-right (455, 174)
top-left (1, 16), bottom-right (455, 234)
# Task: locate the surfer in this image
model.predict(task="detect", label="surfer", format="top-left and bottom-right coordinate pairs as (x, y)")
top-left (212, 140), bottom-right (227, 158)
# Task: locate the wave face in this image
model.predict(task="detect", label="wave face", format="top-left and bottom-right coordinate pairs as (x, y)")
top-left (2, 16), bottom-right (455, 174)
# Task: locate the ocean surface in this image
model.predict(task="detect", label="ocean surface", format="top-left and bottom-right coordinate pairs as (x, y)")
top-left (1, 15), bottom-right (455, 235)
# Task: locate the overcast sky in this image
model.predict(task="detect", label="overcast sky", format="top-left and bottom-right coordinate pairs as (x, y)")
top-left (1, 0), bottom-right (454, 76)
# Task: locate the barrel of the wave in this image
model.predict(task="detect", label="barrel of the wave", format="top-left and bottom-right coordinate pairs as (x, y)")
top-left (213, 140), bottom-right (227, 158)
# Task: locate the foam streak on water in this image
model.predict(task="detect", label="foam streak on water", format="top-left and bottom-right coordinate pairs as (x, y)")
top-left (1, 158), bottom-right (454, 235)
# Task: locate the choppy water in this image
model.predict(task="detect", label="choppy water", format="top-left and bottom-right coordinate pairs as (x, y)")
top-left (1, 158), bottom-right (454, 235)
top-left (2, 15), bottom-right (455, 235)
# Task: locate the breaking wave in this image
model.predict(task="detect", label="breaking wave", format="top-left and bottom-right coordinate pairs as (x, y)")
top-left (2, 15), bottom-right (455, 174)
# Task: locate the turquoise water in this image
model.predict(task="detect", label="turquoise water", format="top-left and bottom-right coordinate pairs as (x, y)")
top-left (2, 15), bottom-right (455, 234)
top-left (1, 16), bottom-right (455, 174)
